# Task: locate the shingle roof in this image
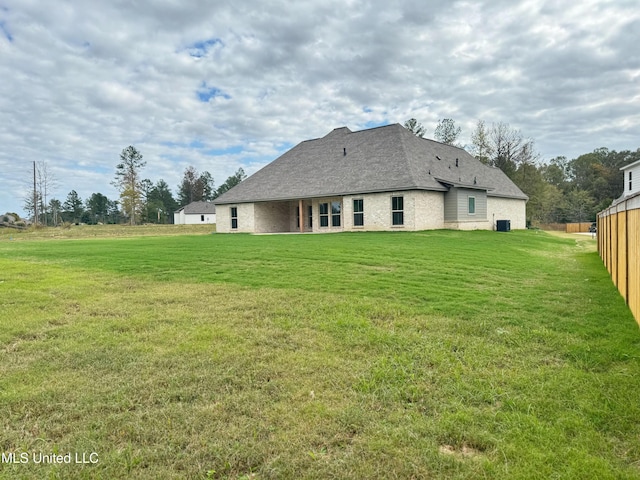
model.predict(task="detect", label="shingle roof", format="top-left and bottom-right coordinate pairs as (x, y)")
top-left (214, 124), bottom-right (528, 204)
top-left (175, 201), bottom-right (216, 214)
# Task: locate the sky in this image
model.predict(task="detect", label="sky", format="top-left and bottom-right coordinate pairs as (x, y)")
top-left (1, 0), bottom-right (639, 217)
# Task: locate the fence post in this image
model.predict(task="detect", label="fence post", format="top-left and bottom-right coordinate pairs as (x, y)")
top-left (609, 213), bottom-right (613, 274)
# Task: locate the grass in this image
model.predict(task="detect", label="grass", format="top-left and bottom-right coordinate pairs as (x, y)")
top-left (0, 226), bottom-right (638, 479)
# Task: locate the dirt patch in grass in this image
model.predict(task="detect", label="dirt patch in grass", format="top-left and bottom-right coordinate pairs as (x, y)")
top-left (545, 230), bottom-right (598, 253)
top-left (439, 444), bottom-right (483, 458)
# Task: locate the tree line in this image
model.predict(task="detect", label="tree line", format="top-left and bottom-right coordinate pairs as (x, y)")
top-left (405, 118), bottom-right (640, 224)
top-left (24, 146), bottom-right (246, 226)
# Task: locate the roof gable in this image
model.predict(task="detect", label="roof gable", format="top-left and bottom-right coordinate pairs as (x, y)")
top-left (215, 124), bottom-right (527, 204)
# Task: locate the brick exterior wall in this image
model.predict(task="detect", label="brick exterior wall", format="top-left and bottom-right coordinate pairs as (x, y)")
top-left (342, 192), bottom-right (409, 231)
top-left (333, 190), bottom-right (443, 232)
top-left (487, 196), bottom-right (527, 230)
top-left (443, 220), bottom-right (491, 230)
top-left (216, 192), bottom-right (525, 233)
top-left (216, 203), bottom-right (255, 233)
top-left (255, 202), bottom-right (290, 233)
top-left (410, 191), bottom-right (445, 230)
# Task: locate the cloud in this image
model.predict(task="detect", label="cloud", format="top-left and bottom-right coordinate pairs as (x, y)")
top-left (1, 0), bottom-right (640, 216)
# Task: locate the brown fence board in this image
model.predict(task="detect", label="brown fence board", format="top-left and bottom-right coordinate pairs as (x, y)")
top-left (597, 216), bottom-right (603, 259)
top-left (604, 215), bottom-right (609, 270)
top-left (611, 213), bottom-right (618, 284)
top-left (617, 211), bottom-right (627, 299)
top-left (607, 215), bottom-right (613, 274)
top-left (629, 209), bottom-right (639, 323)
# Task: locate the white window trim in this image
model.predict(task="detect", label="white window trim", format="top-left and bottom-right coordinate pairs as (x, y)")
top-left (230, 206), bottom-right (238, 229)
top-left (319, 202), bottom-right (329, 228)
top-left (331, 200), bottom-right (342, 227)
top-left (468, 196), bottom-right (476, 215)
top-left (391, 195), bottom-right (404, 227)
top-left (353, 198), bottom-right (364, 228)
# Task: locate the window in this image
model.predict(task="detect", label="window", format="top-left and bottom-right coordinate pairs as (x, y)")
top-left (353, 199), bottom-right (364, 226)
top-left (630, 171), bottom-right (633, 191)
top-left (201, 214), bottom-right (205, 222)
top-left (308, 205), bottom-right (313, 228)
top-left (230, 207), bottom-right (238, 229)
top-left (468, 196), bottom-right (476, 215)
top-left (391, 196), bottom-right (404, 226)
top-left (319, 203), bottom-right (329, 227)
top-left (296, 205), bottom-right (300, 228)
top-left (331, 201), bottom-right (341, 227)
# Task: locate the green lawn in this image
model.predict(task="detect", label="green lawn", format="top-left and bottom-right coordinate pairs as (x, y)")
top-left (0, 228), bottom-right (638, 479)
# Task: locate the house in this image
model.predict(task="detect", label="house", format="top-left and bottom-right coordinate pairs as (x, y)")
top-left (214, 124), bottom-right (527, 233)
top-left (173, 201), bottom-right (216, 224)
top-left (616, 159), bottom-right (640, 203)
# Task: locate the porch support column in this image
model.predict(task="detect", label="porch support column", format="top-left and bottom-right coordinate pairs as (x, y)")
top-left (299, 199), bottom-right (304, 233)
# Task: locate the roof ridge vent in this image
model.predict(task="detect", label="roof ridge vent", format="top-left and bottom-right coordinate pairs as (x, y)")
top-left (324, 127), bottom-right (352, 139)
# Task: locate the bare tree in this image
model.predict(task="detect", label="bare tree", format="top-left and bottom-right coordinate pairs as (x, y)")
top-left (488, 122), bottom-right (539, 178)
top-left (49, 198), bottom-right (62, 226)
top-left (36, 161), bottom-right (58, 225)
top-left (434, 118), bottom-right (461, 145)
top-left (489, 122), bottom-right (523, 177)
top-left (470, 120), bottom-right (493, 164)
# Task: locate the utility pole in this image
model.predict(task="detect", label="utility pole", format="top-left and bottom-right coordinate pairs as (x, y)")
top-left (33, 161), bottom-right (38, 226)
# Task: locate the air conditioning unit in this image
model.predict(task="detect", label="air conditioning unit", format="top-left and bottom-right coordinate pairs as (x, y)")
top-left (496, 220), bottom-right (511, 232)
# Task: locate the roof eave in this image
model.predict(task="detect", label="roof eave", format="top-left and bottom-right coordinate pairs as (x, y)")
top-left (487, 192), bottom-right (529, 201)
top-left (213, 185), bottom-right (450, 205)
top-left (434, 177), bottom-right (493, 191)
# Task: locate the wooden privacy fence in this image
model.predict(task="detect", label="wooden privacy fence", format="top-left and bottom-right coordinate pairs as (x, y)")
top-left (537, 223), bottom-right (566, 231)
top-left (566, 222), bottom-right (593, 233)
top-left (597, 195), bottom-right (640, 325)
top-left (537, 223), bottom-right (592, 232)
